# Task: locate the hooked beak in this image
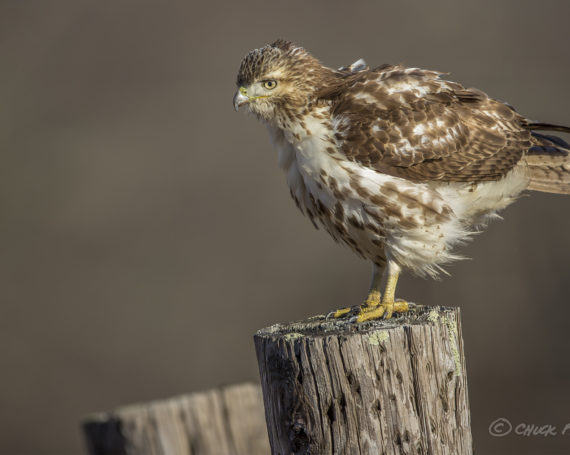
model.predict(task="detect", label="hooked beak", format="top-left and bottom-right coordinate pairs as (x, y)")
top-left (233, 87), bottom-right (249, 111)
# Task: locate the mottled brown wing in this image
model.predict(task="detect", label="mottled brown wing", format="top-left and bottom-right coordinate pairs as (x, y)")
top-left (330, 67), bottom-right (534, 182)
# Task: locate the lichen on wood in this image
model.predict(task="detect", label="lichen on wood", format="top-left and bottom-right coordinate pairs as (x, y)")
top-left (254, 305), bottom-right (473, 455)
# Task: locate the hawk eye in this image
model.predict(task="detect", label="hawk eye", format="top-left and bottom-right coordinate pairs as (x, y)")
top-left (263, 80), bottom-right (277, 90)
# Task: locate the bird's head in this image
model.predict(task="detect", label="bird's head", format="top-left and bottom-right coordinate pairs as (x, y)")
top-left (233, 40), bottom-right (334, 122)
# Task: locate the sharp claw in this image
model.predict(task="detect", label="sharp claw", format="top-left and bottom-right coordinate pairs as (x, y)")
top-left (331, 300), bottom-right (411, 323)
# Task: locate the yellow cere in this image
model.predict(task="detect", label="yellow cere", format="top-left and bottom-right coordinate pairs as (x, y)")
top-left (239, 85), bottom-right (268, 102)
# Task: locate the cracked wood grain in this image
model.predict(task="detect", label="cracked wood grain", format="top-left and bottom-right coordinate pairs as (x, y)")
top-left (254, 306), bottom-right (473, 455)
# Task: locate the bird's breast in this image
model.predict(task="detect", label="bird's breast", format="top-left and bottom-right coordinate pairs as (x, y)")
top-left (266, 119), bottom-right (465, 275)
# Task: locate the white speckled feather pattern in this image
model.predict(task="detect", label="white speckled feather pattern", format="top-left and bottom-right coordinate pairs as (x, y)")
top-left (235, 40), bottom-right (570, 281)
top-left (267, 106), bottom-right (529, 277)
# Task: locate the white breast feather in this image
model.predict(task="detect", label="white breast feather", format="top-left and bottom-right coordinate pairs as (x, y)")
top-left (266, 106), bottom-right (529, 277)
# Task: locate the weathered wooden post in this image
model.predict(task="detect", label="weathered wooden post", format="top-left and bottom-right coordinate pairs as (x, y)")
top-left (254, 305), bottom-right (472, 455)
top-left (82, 382), bottom-right (270, 455)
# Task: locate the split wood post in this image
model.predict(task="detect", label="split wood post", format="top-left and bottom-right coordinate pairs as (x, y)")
top-left (82, 382), bottom-right (270, 455)
top-left (254, 305), bottom-right (473, 455)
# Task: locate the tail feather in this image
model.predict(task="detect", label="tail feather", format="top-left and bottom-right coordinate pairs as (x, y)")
top-left (525, 126), bottom-right (570, 195)
top-left (526, 153), bottom-right (570, 194)
top-left (526, 122), bottom-right (570, 134)
top-left (530, 131), bottom-right (570, 150)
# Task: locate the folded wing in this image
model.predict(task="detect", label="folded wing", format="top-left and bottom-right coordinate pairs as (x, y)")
top-left (329, 66), bottom-right (537, 183)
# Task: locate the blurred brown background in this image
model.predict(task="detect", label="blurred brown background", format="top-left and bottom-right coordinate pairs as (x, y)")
top-left (1, 1), bottom-right (569, 454)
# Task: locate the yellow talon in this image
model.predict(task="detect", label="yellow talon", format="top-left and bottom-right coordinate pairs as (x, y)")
top-left (332, 261), bottom-right (410, 323)
top-left (356, 300), bottom-right (409, 322)
top-left (333, 289), bottom-right (381, 319)
top-left (361, 289), bottom-right (381, 312)
top-left (333, 307), bottom-right (352, 318)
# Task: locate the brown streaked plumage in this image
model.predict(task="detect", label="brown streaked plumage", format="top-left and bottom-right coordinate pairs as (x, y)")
top-left (233, 40), bottom-right (570, 322)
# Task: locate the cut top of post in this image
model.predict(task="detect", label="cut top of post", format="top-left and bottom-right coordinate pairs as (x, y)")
top-left (256, 304), bottom-right (457, 339)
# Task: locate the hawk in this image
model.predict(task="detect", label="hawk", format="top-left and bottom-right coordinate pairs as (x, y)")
top-left (233, 40), bottom-right (570, 322)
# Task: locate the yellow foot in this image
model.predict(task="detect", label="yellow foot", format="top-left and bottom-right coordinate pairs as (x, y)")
top-left (356, 300), bottom-right (409, 322)
top-left (332, 290), bottom-right (381, 319)
top-left (332, 306), bottom-right (352, 318)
